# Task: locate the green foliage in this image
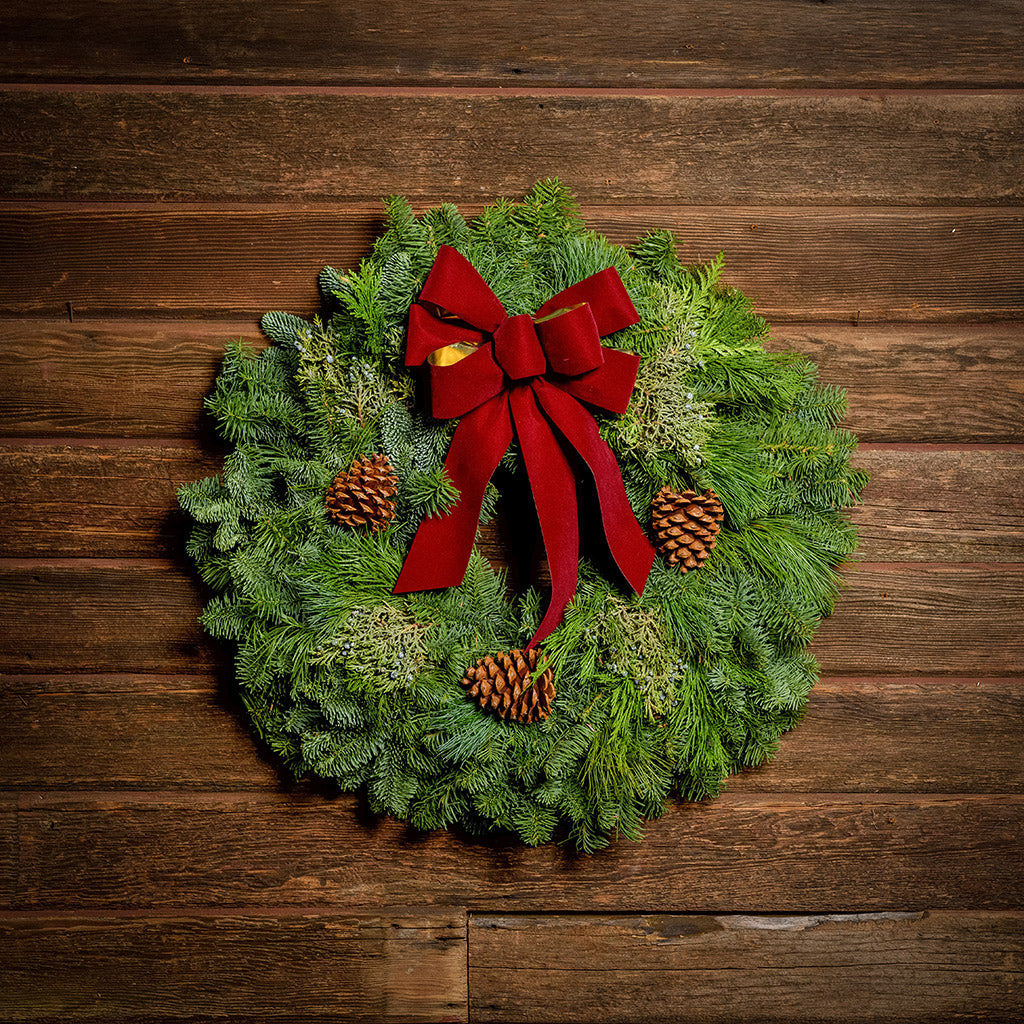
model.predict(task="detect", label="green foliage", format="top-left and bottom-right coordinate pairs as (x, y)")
top-left (180, 180), bottom-right (866, 851)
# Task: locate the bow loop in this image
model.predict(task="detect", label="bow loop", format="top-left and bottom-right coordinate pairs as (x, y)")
top-left (418, 245), bottom-right (506, 333)
top-left (534, 303), bottom-right (605, 376)
top-left (395, 245), bottom-right (655, 648)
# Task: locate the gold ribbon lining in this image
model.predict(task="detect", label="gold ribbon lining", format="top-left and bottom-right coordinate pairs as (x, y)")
top-left (427, 342), bottom-right (480, 366)
top-left (425, 303), bottom-right (587, 367)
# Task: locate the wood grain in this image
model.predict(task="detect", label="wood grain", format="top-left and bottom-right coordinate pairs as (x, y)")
top-left (766, 325), bottom-right (1024, 442)
top-left (3, 204), bottom-right (1023, 321)
top-left (731, 678), bottom-right (1024, 794)
top-left (1, 443), bottom-right (1021, 561)
top-left (3, 319), bottom-right (1021, 441)
top-left (0, 910), bottom-right (468, 1023)
top-left (811, 566), bottom-right (1024, 676)
top-left (2, 1), bottom-right (1023, 87)
top-left (0, 680), bottom-right (280, 791)
top-left (0, 444), bottom-right (221, 558)
top-left (1, 562), bottom-right (1021, 676)
top-left (468, 911), bottom-right (1024, 1023)
top-left (852, 447), bottom-right (1024, 562)
top-left (2, 676), bottom-right (1021, 794)
top-left (0, 562), bottom-right (220, 675)
top-left (0, 320), bottom-right (261, 438)
top-left (6, 792), bottom-right (1022, 911)
top-left (1, 92), bottom-right (1021, 204)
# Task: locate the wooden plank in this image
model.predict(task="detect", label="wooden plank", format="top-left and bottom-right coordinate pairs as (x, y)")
top-left (766, 324), bottom-right (1024, 442)
top-left (468, 911), bottom-right (1024, 1023)
top-left (0, 562), bottom-right (1021, 676)
top-left (0, 320), bottom-right (263, 438)
top-left (3, 319), bottom-right (1022, 442)
top-left (8, 792), bottom-right (1023, 911)
top-left (1, 92), bottom-right (1021, 204)
top-left (2, 676), bottom-right (1021, 794)
top-left (1, 443), bottom-right (1022, 561)
top-left (811, 565), bottom-right (1024, 676)
top-left (852, 447), bottom-right (1024, 562)
top-left (3, 206), bottom-right (1021, 323)
top-left (0, 562), bottom-right (220, 674)
top-left (2, 205), bottom-right (1021, 322)
top-left (0, 681), bottom-right (280, 791)
top-left (0, 444), bottom-right (221, 558)
top-left (0, 909), bottom-right (468, 1023)
top-left (730, 678), bottom-right (1024, 794)
top-left (2, 1), bottom-right (1023, 87)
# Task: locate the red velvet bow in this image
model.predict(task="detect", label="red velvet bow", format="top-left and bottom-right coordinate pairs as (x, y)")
top-left (393, 245), bottom-right (655, 648)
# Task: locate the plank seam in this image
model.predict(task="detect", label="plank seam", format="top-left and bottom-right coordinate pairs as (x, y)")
top-left (3, 84), bottom-right (1024, 98)
top-left (4, 557), bottom-right (1024, 570)
top-left (0, 905), bottom-right (468, 921)
top-left (9, 790), bottom-right (1024, 805)
top-left (5, 439), bottom-right (1024, 452)
top-left (4, 200), bottom-right (1024, 214)
top-left (6, 907), bottom-right (1022, 922)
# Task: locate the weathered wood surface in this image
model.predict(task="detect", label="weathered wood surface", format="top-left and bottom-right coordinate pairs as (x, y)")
top-left (2, 562), bottom-right (1020, 676)
top-left (0, 444), bottom-right (221, 558)
top-left (2, 92), bottom-right (1022, 204)
top-left (468, 911), bottom-right (1024, 1023)
top-left (810, 566), bottom-right (1024, 676)
top-left (0, 562), bottom-right (218, 675)
top-left (0, 909), bottom-right (468, 1023)
top-left (1, 5), bottom-right (1021, 1020)
top-left (4, 206), bottom-right (1021, 322)
top-left (4, 320), bottom-right (1022, 441)
top-left (3, 1), bottom-right (1022, 87)
top-left (5, 792), bottom-right (1022, 911)
top-left (851, 447), bottom-right (1024, 561)
top-left (2, 676), bottom-right (1021, 794)
top-left (2, 443), bottom-right (1021, 560)
top-left (765, 325), bottom-right (1024, 442)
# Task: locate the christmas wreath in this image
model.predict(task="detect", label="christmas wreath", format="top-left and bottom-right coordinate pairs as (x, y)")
top-left (179, 181), bottom-right (866, 851)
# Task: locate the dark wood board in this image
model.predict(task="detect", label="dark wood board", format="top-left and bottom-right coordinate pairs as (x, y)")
top-left (851, 447), bottom-right (1024, 562)
top-left (1, 443), bottom-right (1020, 561)
top-left (810, 565), bottom-right (1024, 676)
top-left (1, 92), bottom-right (1021, 204)
top-left (3, 205), bottom-right (1021, 322)
top-left (468, 911), bottom-right (1024, 1023)
top-left (6, 791), bottom-right (1023, 912)
top-left (1, 562), bottom-right (1021, 676)
top-left (764, 325), bottom-right (1024, 442)
top-left (2, 1), bottom-right (1023, 87)
top-left (4, 320), bottom-right (1022, 442)
top-left (0, 444), bottom-right (222, 559)
top-left (2, 676), bottom-right (1021, 795)
top-left (0, 909), bottom-right (468, 1023)
top-left (0, 562), bottom-right (216, 675)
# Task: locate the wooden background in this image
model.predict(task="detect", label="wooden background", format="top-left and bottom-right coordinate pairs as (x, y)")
top-left (1, 3), bottom-right (1022, 1021)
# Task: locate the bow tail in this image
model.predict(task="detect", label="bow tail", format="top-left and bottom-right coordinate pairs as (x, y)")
top-left (509, 387), bottom-right (580, 649)
top-left (533, 380), bottom-right (656, 596)
top-left (393, 394), bottom-right (513, 594)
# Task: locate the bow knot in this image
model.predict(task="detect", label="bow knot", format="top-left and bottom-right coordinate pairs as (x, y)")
top-left (394, 245), bottom-right (655, 648)
top-left (493, 314), bottom-right (546, 380)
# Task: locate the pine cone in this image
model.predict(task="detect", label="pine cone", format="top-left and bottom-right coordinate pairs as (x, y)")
top-left (461, 648), bottom-right (556, 724)
top-left (325, 453), bottom-right (398, 531)
top-left (651, 485), bottom-right (724, 571)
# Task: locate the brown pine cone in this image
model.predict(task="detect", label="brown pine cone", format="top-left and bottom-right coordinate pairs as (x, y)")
top-left (325, 453), bottom-right (398, 532)
top-left (651, 485), bottom-right (724, 572)
top-left (461, 648), bottom-right (556, 724)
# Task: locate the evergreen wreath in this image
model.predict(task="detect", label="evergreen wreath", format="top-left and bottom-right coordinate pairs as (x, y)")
top-left (179, 181), bottom-right (867, 852)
